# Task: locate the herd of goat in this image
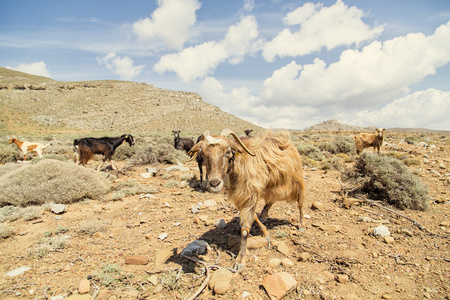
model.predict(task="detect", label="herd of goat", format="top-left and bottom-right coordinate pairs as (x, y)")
top-left (7, 128), bottom-right (384, 270)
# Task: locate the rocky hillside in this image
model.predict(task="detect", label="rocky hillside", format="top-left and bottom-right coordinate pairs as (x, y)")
top-left (304, 119), bottom-right (372, 132)
top-left (0, 67), bottom-right (261, 136)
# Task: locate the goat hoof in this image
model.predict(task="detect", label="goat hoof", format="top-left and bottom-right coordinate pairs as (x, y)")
top-left (265, 236), bottom-right (271, 248)
top-left (233, 263), bottom-right (245, 271)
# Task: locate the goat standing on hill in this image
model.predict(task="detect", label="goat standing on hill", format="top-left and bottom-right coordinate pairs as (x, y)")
top-left (188, 129), bottom-right (306, 270)
top-left (354, 128), bottom-right (385, 155)
top-left (74, 134), bottom-right (135, 170)
top-left (172, 130), bottom-right (195, 152)
top-left (9, 137), bottom-right (49, 160)
top-left (173, 131), bottom-right (205, 185)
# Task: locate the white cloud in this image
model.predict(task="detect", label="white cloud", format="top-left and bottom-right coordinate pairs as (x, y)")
top-left (7, 61), bottom-right (51, 78)
top-left (132, 0), bottom-right (201, 50)
top-left (339, 89), bottom-right (450, 130)
top-left (262, 0), bottom-right (384, 62)
top-left (97, 52), bottom-right (144, 80)
top-left (154, 16), bottom-right (260, 82)
top-left (261, 21), bottom-right (450, 108)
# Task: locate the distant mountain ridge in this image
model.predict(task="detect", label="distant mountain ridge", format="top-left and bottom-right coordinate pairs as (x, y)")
top-left (305, 119), bottom-right (449, 135)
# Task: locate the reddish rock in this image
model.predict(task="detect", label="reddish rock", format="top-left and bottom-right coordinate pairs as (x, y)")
top-left (263, 272), bottom-right (297, 299)
top-left (78, 278), bottom-right (90, 294)
top-left (125, 255), bottom-right (148, 265)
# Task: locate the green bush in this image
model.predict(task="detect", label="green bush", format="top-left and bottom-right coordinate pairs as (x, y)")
top-left (319, 136), bottom-right (356, 155)
top-left (0, 143), bottom-right (19, 163)
top-left (296, 144), bottom-right (324, 161)
top-left (344, 153), bottom-right (429, 210)
top-left (0, 159), bottom-right (111, 207)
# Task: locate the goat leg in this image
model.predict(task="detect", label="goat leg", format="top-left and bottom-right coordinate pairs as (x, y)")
top-left (253, 213), bottom-right (271, 248)
top-left (234, 226), bottom-right (251, 271)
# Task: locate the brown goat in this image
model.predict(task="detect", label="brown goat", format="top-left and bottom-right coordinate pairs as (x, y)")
top-left (188, 129), bottom-right (305, 270)
top-left (354, 128), bottom-right (385, 155)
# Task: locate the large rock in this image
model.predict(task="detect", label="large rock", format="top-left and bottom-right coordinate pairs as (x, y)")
top-left (263, 272), bottom-right (297, 299)
top-left (78, 278), bottom-right (90, 294)
top-left (209, 269), bottom-right (233, 294)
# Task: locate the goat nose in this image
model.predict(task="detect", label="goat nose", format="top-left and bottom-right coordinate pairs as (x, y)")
top-left (209, 178), bottom-right (222, 188)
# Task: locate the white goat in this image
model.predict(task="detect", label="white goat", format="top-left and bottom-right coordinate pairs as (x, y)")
top-left (9, 137), bottom-right (49, 160)
top-left (188, 129), bottom-right (306, 270)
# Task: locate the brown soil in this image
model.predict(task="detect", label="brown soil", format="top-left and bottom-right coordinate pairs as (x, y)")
top-left (0, 137), bottom-right (449, 300)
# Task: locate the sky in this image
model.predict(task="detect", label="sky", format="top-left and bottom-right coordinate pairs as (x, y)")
top-left (1, 0), bottom-right (450, 131)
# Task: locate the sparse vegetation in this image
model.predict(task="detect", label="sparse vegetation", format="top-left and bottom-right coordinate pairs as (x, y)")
top-left (0, 142), bottom-right (19, 163)
top-left (29, 235), bottom-right (70, 257)
top-left (296, 144), bottom-right (324, 161)
top-left (79, 219), bottom-right (108, 235)
top-left (0, 159), bottom-right (111, 207)
top-left (0, 223), bottom-right (15, 239)
top-left (319, 136), bottom-right (356, 155)
top-left (344, 153), bottom-right (430, 210)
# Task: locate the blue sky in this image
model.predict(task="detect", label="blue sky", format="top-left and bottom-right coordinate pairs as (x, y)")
top-left (1, 0), bottom-right (449, 130)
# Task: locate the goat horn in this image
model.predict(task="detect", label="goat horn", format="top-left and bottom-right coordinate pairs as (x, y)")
top-left (220, 129), bottom-right (255, 156)
top-left (186, 151), bottom-right (198, 162)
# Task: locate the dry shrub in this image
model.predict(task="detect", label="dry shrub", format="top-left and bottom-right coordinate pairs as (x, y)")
top-left (319, 136), bottom-right (356, 155)
top-left (131, 139), bottom-right (188, 165)
top-left (0, 143), bottom-right (19, 163)
top-left (296, 144), bottom-right (324, 161)
top-left (0, 159), bottom-right (111, 207)
top-left (0, 223), bottom-right (14, 239)
top-left (344, 153), bottom-right (429, 210)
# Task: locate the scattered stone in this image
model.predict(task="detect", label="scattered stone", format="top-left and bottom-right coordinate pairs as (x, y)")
top-left (158, 233), bottom-right (168, 240)
top-left (247, 236), bottom-right (268, 249)
top-left (163, 165), bottom-right (190, 172)
top-left (92, 232), bottom-right (103, 238)
top-left (322, 271), bottom-right (335, 280)
top-left (373, 225), bottom-right (390, 237)
top-left (276, 242), bottom-right (290, 256)
top-left (203, 199), bottom-right (217, 207)
top-left (262, 272), bottom-right (297, 300)
top-left (147, 275), bottom-right (159, 286)
top-left (281, 258), bottom-right (294, 267)
top-left (154, 249), bottom-right (172, 267)
top-left (298, 252), bottom-right (311, 262)
top-left (384, 236), bottom-right (395, 244)
top-left (125, 255), bottom-right (148, 265)
top-left (335, 274), bottom-right (349, 283)
top-left (153, 284), bottom-right (164, 294)
top-left (180, 240), bottom-right (209, 256)
top-left (78, 278), bottom-right (90, 294)
top-left (209, 269), bottom-right (233, 294)
top-left (311, 201), bottom-right (325, 210)
top-left (439, 221), bottom-right (450, 227)
top-left (66, 295), bottom-right (91, 300)
top-left (191, 205), bottom-right (201, 214)
top-left (173, 222), bottom-right (181, 226)
top-left (357, 216), bottom-right (373, 222)
top-left (214, 218), bottom-right (227, 229)
top-left (4, 266), bottom-right (31, 277)
top-left (381, 294), bottom-right (392, 299)
top-left (50, 204), bottom-right (67, 214)
top-left (319, 224), bottom-right (341, 232)
top-left (242, 291), bottom-right (251, 298)
top-left (269, 258), bottom-right (281, 268)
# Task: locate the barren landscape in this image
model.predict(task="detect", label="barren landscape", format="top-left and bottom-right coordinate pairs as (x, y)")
top-left (0, 69), bottom-right (449, 300)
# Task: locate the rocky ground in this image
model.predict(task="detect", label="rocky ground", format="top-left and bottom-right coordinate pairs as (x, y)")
top-left (0, 132), bottom-right (449, 300)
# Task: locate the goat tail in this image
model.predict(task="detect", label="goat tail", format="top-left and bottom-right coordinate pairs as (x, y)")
top-left (78, 144), bottom-right (94, 165)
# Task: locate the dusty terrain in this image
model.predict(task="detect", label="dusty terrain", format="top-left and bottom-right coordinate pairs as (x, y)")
top-left (0, 132), bottom-right (449, 300)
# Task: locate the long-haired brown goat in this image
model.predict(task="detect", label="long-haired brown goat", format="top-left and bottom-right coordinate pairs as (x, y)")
top-left (188, 129), bottom-right (305, 270)
top-left (354, 128), bottom-right (385, 155)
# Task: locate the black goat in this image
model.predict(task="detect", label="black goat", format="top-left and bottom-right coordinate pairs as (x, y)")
top-left (172, 131), bottom-right (205, 185)
top-left (74, 134), bottom-right (135, 170)
top-left (244, 129), bottom-right (253, 137)
top-left (172, 130), bottom-right (195, 152)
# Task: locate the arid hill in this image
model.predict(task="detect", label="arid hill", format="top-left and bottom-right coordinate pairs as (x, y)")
top-left (0, 67), bottom-right (261, 137)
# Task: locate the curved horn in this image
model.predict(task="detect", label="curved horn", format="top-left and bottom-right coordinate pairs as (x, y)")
top-left (220, 129), bottom-right (255, 156)
top-left (186, 151), bottom-right (198, 162)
